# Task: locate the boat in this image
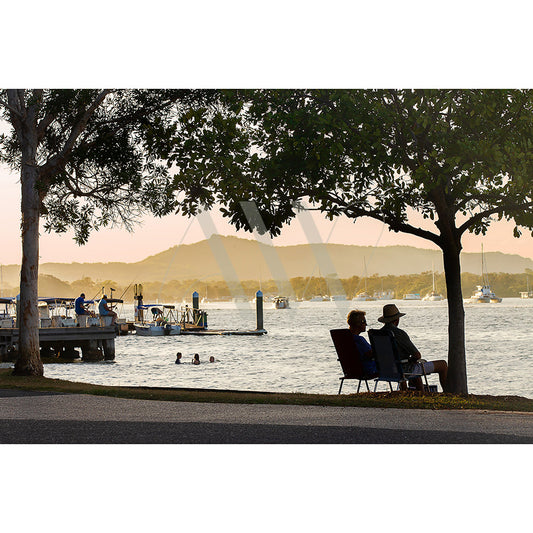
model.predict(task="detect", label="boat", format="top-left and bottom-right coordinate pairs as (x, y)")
top-left (403, 293), bottom-right (421, 300)
top-left (134, 304), bottom-right (181, 336)
top-left (352, 292), bottom-right (376, 301)
top-left (468, 245), bottom-right (502, 303)
top-left (330, 294), bottom-right (347, 301)
top-left (0, 297), bottom-right (15, 327)
top-left (273, 296), bottom-right (290, 309)
top-left (374, 290), bottom-right (394, 300)
top-left (308, 296), bottom-right (325, 302)
top-left (423, 266), bottom-right (444, 301)
top-left (38, 297), bottom-right (77, 327)
top-left (469, 285), bottom-right (502, 304)
top-left (353, 257), bottom-right (376, 301)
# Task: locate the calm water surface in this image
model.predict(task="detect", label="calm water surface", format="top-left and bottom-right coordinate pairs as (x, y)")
top-left (34, 298), bottom-right (533, 398)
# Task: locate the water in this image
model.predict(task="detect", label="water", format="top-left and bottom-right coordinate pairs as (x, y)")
top-left (32, 299), bottom-right (533, 398)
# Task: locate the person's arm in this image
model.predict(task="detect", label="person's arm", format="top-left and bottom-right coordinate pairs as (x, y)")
top-left (395, 328), bottom-right (421, 361)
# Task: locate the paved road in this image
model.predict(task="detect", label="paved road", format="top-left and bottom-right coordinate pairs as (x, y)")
top-left (1, 389), bottom-right (532, 443)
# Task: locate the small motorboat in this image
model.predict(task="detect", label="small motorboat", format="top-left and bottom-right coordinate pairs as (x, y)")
top-left (134, 304), bottom-right (181, 336)
top-left (403, 293), bottom-right (421, 300)
top-left (274, 296), bottom-right (290, 309)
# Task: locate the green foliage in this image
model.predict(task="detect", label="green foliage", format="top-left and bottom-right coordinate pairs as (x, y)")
top-left (0, 89), bottom-right (225, 244)
top-left (202, 90), bottom-right (533, 244)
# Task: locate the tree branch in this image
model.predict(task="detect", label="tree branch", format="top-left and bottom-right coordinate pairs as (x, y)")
top-left (39, 90), bottom-right (113, 180)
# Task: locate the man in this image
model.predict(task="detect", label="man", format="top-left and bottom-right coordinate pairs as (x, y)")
top-left (98, 294), bottom-right (118, 325)
top-left (377, 303), bottom-right (448, 391)
top-left (75, 293), bottom-right (90, 316)
top-left (347, 309), bottom-right (377, 376)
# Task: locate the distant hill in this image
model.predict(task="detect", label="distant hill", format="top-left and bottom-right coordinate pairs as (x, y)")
top-left (2, 235), bottom-right (532, 285)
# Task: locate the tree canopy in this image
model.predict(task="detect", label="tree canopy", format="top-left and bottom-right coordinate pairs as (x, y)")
top-left (178, 89), bottom-right (533, 393)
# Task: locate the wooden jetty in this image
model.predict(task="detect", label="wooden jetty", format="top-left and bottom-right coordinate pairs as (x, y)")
top-left (128, 288), bottom-right (268, 337)
top-left (0, 324), bottom-right (118, 362)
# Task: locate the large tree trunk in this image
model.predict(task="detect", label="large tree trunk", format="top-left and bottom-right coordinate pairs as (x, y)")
top-left (13, 163), bottom-right (43, 375)
top-left (441, 241), bottom-right (467, 394)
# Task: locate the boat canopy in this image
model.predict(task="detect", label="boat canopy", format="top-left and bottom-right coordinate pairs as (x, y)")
top-left (137, 304), bottom-right (175, 310)
top-left (38, 297), bottom-right (75, 304)
top-left (0, 297), bottom-right (14, 304)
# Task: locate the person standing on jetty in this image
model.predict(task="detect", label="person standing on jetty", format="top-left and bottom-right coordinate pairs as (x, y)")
top-left (98, 295), bottom-right (117, 325)
top-left (347, 310), bottom-right (377, 376)
top-left (377, 304), bottom-right (448, 391)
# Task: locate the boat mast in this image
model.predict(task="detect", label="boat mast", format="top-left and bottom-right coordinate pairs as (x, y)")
top-left (363, 257), bottom-right (368, 293)
top-left (481, 244), bottom-right (490, 286)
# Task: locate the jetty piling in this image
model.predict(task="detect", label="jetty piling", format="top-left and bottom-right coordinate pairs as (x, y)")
top-left (256, 290), bottom-right (264, 331)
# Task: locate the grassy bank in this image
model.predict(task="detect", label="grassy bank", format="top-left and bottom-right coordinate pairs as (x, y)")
top-left (1, 369), bottom-right (532, 412)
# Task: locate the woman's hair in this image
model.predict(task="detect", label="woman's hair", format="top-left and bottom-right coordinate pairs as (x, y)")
top-left (347, 310), bottom-right (366, 328)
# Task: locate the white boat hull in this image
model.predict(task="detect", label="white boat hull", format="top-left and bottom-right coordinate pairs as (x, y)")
top-left (403, 294), bottom-right (421, 300)
top-left (135, 323), bottom-right (181, 336)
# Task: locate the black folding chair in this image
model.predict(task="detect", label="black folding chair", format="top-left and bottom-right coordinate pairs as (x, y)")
top-left (368, 328), bottom-right (429, 392)
top-left (330, 329), bottom-right (378, 394)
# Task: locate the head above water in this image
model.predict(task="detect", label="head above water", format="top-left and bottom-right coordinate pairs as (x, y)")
top-left (377, 303), bottom-right (406, 324)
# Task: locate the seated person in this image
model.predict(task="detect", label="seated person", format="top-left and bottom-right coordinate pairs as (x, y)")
top-left (346, 309), bottom-right (377, 376)
top-left (377, 304), bottom-right (448, 391)
top-left (98, 295), bottom-right (118, 325)
top-left (74, 293), bottom-right (94, 317)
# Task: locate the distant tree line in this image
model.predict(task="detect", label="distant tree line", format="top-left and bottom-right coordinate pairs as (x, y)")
top-left (2, 270), bottom-right (531, 302)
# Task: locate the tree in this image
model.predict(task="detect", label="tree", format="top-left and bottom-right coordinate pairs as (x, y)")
top-left (181, 89), bottom-right (533, 394)
top-left (0, 89), bottom-right (220, 376)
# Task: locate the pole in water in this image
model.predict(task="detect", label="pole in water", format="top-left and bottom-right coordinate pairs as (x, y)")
top-left (256, 290), bottom-right (264, 331)
top-left (192, 291), bottom-right (199, 310)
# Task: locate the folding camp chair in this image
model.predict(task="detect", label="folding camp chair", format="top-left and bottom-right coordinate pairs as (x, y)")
top-left (330, 329), bottom-right (378, 394)
top-left (367, 328), bottom-right (430, 392)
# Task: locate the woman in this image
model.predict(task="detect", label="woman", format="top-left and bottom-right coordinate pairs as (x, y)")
top-left (346, 309), bottom-right (377, 375)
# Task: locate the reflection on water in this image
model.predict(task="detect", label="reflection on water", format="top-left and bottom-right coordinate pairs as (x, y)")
top-left (41, 299), bottom-right (533, 398)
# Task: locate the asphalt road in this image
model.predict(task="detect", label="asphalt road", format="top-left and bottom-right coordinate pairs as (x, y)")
top-left (1, 388), bottom-right (532, 443)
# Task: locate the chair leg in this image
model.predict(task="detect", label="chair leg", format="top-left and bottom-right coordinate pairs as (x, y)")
top-left (389, 382), bottom-right (393, 392)
top-left (365, 380), bottom-right (370, 392)
top-left (338, 378), bottom-right (344, 394)
top-left (374, 380), bottom-right (378, 392)
top-left (357, 380), bottom-right (361, 393)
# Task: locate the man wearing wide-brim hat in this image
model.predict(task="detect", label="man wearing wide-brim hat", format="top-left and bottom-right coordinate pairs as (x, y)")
top-left (378, 304), bottom-right (448, 391)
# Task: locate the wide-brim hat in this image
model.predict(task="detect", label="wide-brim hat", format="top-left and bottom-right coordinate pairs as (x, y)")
top-left (378, 303), bottom-right (406, 323)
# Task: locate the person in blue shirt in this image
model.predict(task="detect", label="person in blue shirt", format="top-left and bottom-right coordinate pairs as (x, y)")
top-left (98, 295), bottom-right (118, 324)
top-left (75, 293), bottom-right (91, 316)
top-left (347, 309), bottom-right (377, 375)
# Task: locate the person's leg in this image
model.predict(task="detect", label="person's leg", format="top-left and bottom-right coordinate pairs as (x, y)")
top-left (431, 360), bottom-right (448, 389)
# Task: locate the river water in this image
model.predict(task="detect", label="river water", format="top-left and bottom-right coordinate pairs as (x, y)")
top-left (11, 298), bottom-right (528, 398)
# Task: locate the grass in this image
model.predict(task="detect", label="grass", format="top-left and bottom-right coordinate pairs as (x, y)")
top-left (1, 369), bottom-right (532, 412)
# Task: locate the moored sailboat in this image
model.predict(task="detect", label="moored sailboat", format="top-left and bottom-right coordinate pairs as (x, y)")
top-left (423, 265), bottom-right (444, 301)
top-left (468, 245), bottom-right (502, 303)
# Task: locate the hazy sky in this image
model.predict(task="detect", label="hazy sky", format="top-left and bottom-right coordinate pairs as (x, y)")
top-left (2, 162), bottom-right (533, 265)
